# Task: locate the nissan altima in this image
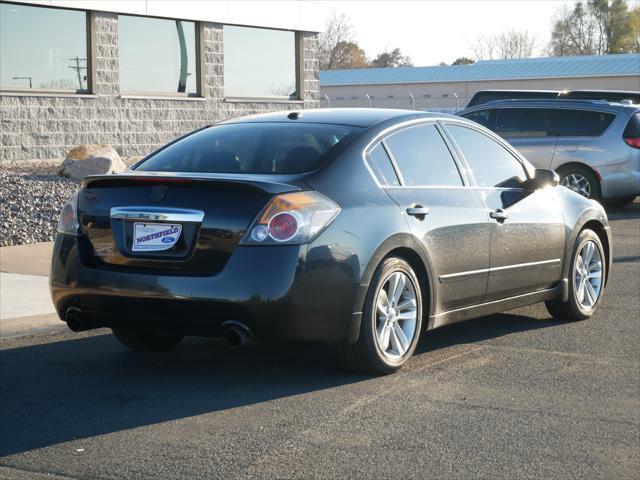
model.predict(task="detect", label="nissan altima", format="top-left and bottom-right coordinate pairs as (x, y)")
top-left (50, 109), bottom-right (612, 374)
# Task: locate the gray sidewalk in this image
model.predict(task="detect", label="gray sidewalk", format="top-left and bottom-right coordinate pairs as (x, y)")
top-left (0, 242), bottom-right (63, 339)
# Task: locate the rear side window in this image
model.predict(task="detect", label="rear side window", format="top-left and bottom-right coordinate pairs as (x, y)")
top-left (495, 108), bottom-right (554, 138)
top-left (367, 143), bottom-right (400, 186)
top-left (384, 124), bottom-right (463, 186)
top-left (446, 125), bottom-right (526, 188)
top-left (462, 109), bottom-right (493, 128)
top-left (136, 123), bottom-right (361, 174)
top-left (555, 109), bottom-right (615, 137)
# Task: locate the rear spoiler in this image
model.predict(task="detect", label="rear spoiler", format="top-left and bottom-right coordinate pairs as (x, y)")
top-left (82, 172), bottom-right (302, 195)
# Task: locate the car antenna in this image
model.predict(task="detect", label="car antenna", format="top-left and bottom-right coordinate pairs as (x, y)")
top-left (287, 112), bottom-right (303, 120)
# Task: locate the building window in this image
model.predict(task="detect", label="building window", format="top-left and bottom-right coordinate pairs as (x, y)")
top-left (0, 2), bottom-right (88, 92)
top-left (119, 15), bottom-right (198, 95)
top-left (224, 25), bottom-right (297, 99)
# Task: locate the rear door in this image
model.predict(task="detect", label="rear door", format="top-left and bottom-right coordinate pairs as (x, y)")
top-left (551, 108), bottom-right (616, 169)
top-left (443, 122), bottom-right (565, 301)
top-left (366, 122), bottom-right (491, 313)
top-left (493, 107), bottom-right (558, 168)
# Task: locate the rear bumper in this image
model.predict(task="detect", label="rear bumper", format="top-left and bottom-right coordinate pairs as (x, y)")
top-left (598, 158), bottom-right (640, 199)
top-left (50, 235), bottom-right (362, 343)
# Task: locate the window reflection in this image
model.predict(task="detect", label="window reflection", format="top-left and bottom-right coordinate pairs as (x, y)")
top-left (224, 25), bottom-right (297, 99)
top-left (0, 2), bottom-right (88, 91)
top-left (119, 15), bottom-right (197, 95)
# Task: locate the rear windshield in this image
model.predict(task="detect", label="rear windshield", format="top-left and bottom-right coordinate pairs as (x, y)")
top-left (136, 122), bottom-right (362, 174)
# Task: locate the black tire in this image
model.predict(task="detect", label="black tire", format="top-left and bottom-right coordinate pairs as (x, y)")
top-left (339, 256), bottom-right (423, 375)
top-left (604, 196), bottom-right (637, 208)
top-left (111, 329), bottom-right (184, 352)
top-left (557, 165), bottom-right (601, 200)
top-left (545, 229), bottom-right (606, 322)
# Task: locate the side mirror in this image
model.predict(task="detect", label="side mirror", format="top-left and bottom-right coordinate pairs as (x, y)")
top-left (529, 168), bottom-right (559, 189)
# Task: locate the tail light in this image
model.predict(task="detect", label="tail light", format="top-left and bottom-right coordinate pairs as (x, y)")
top-left (57, 192), bottom-right (80, 235)
top-left (240, 191), bottom-right (341, 245)
top-left (624, 136), bottom-right (640, 149)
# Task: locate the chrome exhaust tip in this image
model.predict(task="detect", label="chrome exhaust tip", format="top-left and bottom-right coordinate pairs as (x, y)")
top-left (222, 321), bottom-right (254, 347)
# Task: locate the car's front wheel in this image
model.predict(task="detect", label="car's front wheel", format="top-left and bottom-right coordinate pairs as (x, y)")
top-left (112, 329), bottom-right (184, 352)
top-left (340, 256), bottom-right (423, 374)
top-left (545, 229), bottom-right (606, 321)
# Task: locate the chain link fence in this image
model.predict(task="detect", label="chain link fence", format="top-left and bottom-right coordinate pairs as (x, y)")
top-left (320, 92), bottom-right (472, 113)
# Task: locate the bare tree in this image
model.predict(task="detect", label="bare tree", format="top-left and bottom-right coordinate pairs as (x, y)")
top-left (319, 11), bottom-right (355, 70)
top-left (470, 30), bottom-right (538, 60)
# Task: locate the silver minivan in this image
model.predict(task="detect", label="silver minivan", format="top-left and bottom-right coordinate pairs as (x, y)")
top-left (458, 99), bottom-right (640, 205)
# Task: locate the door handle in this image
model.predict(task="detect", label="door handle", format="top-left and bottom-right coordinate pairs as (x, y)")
top-left (406, 206), bottom-right (430, 219)
top-left (489, 209), bottom-right (509, 222)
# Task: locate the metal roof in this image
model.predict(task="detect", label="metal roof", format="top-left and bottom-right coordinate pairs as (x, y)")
top-left (320, 54), bottom-right (640, 86)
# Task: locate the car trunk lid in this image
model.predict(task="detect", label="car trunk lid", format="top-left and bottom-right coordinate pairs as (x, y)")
top-left (77, 173), bottom-right (301, 274)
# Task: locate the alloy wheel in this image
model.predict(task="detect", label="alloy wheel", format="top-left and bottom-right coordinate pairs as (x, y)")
top-left (574, 240), bottom-right (602, 309)
top-left (561, 173), bottom-right (591, 198)
top-left (374, 271), bottom-right (418, 360)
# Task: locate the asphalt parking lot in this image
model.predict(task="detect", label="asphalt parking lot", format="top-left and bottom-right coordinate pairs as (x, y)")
top-left (1, 202), bottom-right (638, 480)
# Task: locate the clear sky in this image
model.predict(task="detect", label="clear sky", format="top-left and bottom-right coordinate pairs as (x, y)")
top-left (317, 0), bottom-right (579, 66)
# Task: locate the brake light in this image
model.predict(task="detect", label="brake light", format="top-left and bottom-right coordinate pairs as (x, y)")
top-left (57, 192), bottom-right (79, 235)
top-left (624, 136), bottom-right (640, 149)
top-left (241, 191), bottom-right (341, 245)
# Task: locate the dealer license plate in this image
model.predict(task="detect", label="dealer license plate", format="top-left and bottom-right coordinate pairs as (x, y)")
top-left (132, 222), bottom-right (182, 252)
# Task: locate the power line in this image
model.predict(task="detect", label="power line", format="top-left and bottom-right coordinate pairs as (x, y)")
top-left (68, 57), bottom-right (87, 90)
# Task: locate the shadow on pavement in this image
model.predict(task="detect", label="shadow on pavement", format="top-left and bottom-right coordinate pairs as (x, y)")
top-left (605, 198), bottom-right (640, 219)
top-left (1, 311), bottom-right (560, 456)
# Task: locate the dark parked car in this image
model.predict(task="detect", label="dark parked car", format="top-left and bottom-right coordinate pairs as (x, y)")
top-left (466, 89), bottom-right (640, 108)
top-left (51, 109), bottom-right (612, 374)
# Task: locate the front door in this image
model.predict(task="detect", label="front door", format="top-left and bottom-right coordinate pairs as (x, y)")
top-left (443, 122), bottom-right (565, 302)
top-left (371, 122), bottom-right (491, 313)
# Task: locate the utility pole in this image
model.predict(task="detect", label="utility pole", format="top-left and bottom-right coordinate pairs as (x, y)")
top-left (323, 94), bottom-right (330, 108)
top-left (68, 57), bottom-right (87, 90)
top-left (12, 76), bottom-right (32, 88)
top-left (409, 92), bottom-right (415, 110)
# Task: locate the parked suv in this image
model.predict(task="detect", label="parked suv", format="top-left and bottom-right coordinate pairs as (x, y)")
top-left (458, 99), bottom-right (640, 205)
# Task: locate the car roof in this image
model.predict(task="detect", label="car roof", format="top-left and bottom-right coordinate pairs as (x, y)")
top-left (459, 98), bottom-right (639, 115)
top-left (218, 108), bottom-right (457, 128)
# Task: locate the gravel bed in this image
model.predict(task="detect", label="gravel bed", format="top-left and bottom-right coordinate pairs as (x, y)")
top-left (1, 165), bottom-right (80, 246)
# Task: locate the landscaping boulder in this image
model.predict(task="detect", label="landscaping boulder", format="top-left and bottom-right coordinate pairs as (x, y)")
top-left (59, 144), bottom-right (126, 180)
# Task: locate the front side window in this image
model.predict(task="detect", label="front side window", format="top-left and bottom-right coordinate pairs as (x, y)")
top-left (462, 110), bottom-right (493, 128)
top-left (0, 3), bottom-right (88, 91)
top-left (555, 109), bottom-right (615, 137)
top-left (119, 16), bottom-right (197, 95)
top-left (446, 125), bottom-right (526, 188)
top-left (224, 26), bottom-right (297, 99)
top-left (384, 124), bottom-right (463, 186)
top-left (495, 108), bottom-right (554, 138)
top-left (136, 123), bottom-right (361, 174)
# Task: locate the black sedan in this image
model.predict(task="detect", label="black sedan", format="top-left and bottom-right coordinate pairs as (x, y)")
top-left (51, 109), bottom-right (612, 374)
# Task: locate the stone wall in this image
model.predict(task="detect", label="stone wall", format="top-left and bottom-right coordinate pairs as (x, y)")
top-left (0, 12), bottom-right (320, 164)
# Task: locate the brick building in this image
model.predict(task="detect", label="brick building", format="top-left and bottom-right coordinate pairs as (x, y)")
top-left (0, 0), bottom-right (322, 163)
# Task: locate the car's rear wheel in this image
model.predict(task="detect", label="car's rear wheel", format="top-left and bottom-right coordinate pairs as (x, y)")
top-left (558, 165), bottom-right (601, 200)
top-left (545, 229), bottom-right (606, 321)
top-left (339, 256), bottom-right (423, 374)
top-left (111, 329), bottom-right (184, 352)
